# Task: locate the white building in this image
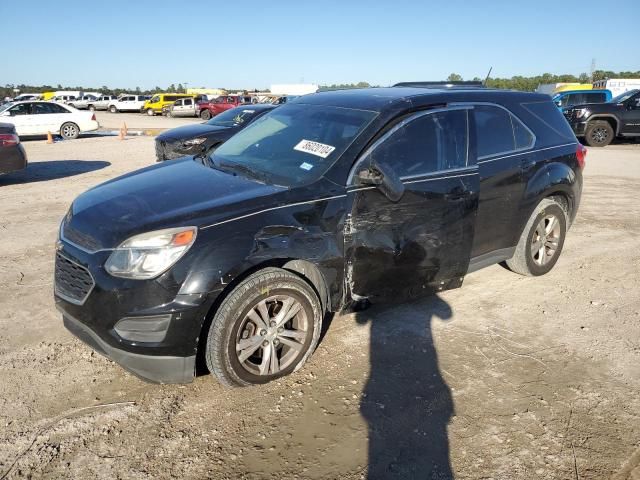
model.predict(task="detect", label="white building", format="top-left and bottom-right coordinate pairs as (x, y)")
top-left (592, 79), bottom-right (640, 97)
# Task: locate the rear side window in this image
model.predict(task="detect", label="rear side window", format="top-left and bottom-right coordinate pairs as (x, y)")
top-left (522, 101), bottom-right (576, 142)
top-left (369, 109), bottom-right (469, 177)
top-left (474, 106), bottom-right (515, 157)
top-left (474, 105), bottom-right (534, 158)
top-left (584, 92), bottom-right (606, 103)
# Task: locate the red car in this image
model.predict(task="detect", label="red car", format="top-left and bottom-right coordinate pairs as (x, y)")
top-left (197, 95), bottom-right (253, 120)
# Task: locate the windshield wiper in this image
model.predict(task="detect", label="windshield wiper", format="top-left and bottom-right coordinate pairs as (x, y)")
top-left (217, 159), bottom-right (270, 183)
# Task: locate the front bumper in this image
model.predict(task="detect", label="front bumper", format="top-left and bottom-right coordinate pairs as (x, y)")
top-left (61, 309), bottom-right (196, 383)
top-left (54, 240), bottom-right (218, 383)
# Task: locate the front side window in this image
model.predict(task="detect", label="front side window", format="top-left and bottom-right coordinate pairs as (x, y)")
top-left (184, 98), bottom-right (192, 106)
top-left (365, 109), bottom-right (469, 178)
top-left (585, 93), bottom-right (605, 103)
top-left (210, 104), bottom-right (376, 187)
top-left (9, 103), bottom-right (30, 116)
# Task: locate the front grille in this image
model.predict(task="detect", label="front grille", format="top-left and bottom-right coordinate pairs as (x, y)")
top-left (55, 253), bottom-right (95, 305)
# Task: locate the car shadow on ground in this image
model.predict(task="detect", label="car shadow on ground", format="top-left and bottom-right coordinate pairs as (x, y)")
top-left (0, 160), bottom-right (111, 185)
top-left (355, 295), bottom-right (454, 479)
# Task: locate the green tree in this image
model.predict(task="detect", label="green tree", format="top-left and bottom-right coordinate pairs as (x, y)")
top-left (177, 83), bottom-right (184, 93)
top-left (447, 73), bottom-right (463, 82)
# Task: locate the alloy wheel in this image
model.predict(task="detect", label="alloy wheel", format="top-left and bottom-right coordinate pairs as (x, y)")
top-left (591, 127), bottom-right (609, 145)
top-left (235, 295), bottom-right (309, 376)
top-left (531, 214), bottom-right (561, 266)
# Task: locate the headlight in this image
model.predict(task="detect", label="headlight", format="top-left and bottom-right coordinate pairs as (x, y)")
top-left (105, 227), bottom-right (197, 279)
top-left (575, 108), bottom-right (590, 119)
top-left (183, 137), bottom-right (206, 147)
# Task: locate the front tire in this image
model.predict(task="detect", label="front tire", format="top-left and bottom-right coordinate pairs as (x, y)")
top-left (200, 110), bottom-right (211, 120)
top-left (147, 108), bottom-right (155, 116)
top-left (88, 105), bottom-right (95, 111)
top-left (109, 105), bottom-right (117, 113)
top-left (584, 120), bottom-right (614, 147)
top-left (205, 268), bottom-right (323, 387)
top-left (505, 198), bottom-right (567, 276)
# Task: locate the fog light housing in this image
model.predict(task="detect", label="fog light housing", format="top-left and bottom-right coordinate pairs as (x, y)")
top-left (114, 314), bottom-right (172, 343)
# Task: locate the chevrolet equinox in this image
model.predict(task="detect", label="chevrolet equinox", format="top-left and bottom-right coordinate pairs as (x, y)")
top-left (55, 85), bottom-right (585, 386)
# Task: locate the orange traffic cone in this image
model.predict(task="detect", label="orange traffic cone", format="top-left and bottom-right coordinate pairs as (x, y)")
top-left (46, 131), bottom-right (53, 144)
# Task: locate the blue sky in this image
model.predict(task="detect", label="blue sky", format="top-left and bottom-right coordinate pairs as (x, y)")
top-left (2, 0), bottom-right (638, 89)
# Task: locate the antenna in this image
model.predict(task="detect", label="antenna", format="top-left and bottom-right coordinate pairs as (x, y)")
top-left (483, 67), bottom-right (493, 86)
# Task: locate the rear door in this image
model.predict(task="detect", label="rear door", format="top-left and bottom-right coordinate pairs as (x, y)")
top-left (469, 104), bottom-right (535, 260)
top-left (345, 107), bottom-right (479, 301)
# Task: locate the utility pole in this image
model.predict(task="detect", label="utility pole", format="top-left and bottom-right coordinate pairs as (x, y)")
top-left (590, 58), bottom-right (596, 83)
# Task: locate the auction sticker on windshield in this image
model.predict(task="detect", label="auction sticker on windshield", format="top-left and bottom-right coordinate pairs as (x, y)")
top-left (294, 139), bottom-right (336, 159)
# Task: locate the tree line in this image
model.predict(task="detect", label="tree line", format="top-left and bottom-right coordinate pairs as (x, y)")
top-left (319, 70), bottom-right (640, 92)
top-left (3, 70), bottom-right (640, 99)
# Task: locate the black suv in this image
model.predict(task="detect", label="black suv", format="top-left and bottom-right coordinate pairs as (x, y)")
top-left (55, 86), bottom-right (585, 387)
top-left (563, 89), bottom-right (640, 147)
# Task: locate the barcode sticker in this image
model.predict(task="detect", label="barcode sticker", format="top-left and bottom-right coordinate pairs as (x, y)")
top-left (293, 139), bottom-right (336, 159)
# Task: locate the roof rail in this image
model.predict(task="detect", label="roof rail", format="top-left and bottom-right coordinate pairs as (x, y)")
top-left (393, 81), bottom-right (485, 89)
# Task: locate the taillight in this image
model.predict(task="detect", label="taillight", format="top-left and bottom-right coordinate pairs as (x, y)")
top-left (576, 144), bottom-right (587, 170)
top-left (91, 113), bottom-right (96, 121)
top-left (0, 133), bottom-right (19, 147)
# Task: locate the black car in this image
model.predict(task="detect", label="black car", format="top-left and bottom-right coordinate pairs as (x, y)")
top-left (563, 89), bottom-right (640, 147)
top-left (55, 86), bottom-right (584, 386)
top-left (0, 123), bottom-right (27, 175)
top-left (155, 104), bottom-right (277, 161)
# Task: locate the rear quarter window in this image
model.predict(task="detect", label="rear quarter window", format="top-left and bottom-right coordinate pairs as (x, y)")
top-left (521, 101), bottom-right (576, 145)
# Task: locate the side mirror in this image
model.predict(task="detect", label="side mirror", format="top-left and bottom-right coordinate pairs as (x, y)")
top-left (356, 160), bottom-right (404, 202)
top-left (555, 100), bottom-right (562, 107)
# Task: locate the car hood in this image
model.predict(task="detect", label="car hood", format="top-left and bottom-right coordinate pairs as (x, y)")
top-left (63, 158), bottom-right (285, 250)
top-left (157, 123), bottom-right (231, 142)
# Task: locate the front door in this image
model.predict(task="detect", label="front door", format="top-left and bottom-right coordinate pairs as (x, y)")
top-left (620, 93), bottom-right (640, 134)
top-left (345, 107), bottom-right (479, 301)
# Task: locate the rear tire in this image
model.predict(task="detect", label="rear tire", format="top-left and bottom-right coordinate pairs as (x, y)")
top-left (505, 198), bottom-right (567, 276)
top-left (60, 122), bottom-right (80, 140)
top-left (88, 105), bottom-right (95, 111)
top-left (200, 110), bottom-right (211, 120)
top-left (205, 267), bottom-right (323, 387)
top-left (584, 120), bottom-right (614, 147)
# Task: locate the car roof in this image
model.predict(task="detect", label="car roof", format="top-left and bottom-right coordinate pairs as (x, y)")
top-left (292, 87), bottom-right (549, 112)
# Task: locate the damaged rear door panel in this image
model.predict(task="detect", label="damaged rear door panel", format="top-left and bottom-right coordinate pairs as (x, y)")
top-left (344, 107), bottom-right (479, 301)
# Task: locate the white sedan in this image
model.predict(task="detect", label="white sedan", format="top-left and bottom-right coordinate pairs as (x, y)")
top-left (0, 101), bottom-right (100, 139)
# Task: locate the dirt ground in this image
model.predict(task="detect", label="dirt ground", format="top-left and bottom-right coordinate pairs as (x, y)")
top-left (0, 136), bottom-right (639, 479)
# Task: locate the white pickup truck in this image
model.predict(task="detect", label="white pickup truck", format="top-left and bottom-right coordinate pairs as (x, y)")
top-left (107, 95), bottom-right (149, 113)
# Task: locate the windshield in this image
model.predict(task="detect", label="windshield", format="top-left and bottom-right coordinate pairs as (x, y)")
top-left (0, 102), bottom-right (13, 113)
top-left (150, 95), bottom-right (160, 103)
top-left (609, 90), bottom-right (639, 103)
top-left (209, 104), bottom-right (377, 187)
top-left (207, 107), bottom-right (263, 127)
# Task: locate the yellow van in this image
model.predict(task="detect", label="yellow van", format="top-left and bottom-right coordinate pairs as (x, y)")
top-left (143, 93), bottom-right (196, 116)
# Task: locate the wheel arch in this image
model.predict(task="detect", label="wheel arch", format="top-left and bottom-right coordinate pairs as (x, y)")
top-left (588, 115), bottom-right (619, 135)
top-left (515, 160), bottom-right (580, 242)
top-left (193, 257), bottom-right (331, 375)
